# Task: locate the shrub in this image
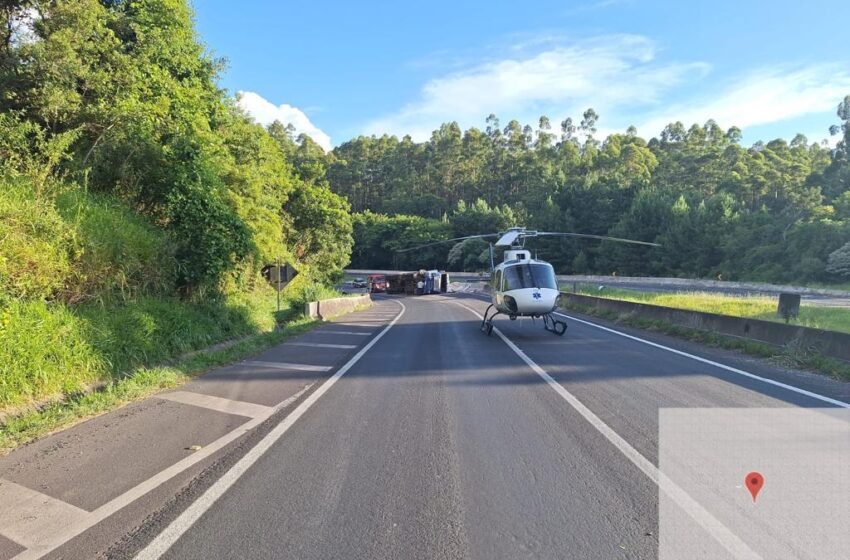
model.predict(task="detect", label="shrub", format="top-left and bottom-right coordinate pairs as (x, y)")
top-left (166, 180), bottom-right (251, 295)
top-left (0, 177), bottom-right (73, 300)
top-left (826, 242), bottom-right (850, 279)
top-left (56, 189), bottom-right (177, 302)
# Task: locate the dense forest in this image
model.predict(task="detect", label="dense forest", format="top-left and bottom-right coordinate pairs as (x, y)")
top-left (327, 106), bottom-right (850, 283)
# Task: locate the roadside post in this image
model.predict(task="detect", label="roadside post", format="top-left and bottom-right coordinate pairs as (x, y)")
top-left (261, 262), bottom-right (299, 318)
top-left (777, 293), bottom-right (801, 323)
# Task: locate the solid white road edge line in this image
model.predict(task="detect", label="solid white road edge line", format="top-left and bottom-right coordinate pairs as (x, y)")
top-left (462, 293), bottom-right (848, 408)
top-left (133, 300), bottom-right (406, 560)
top-left (554, 311), bottom-right (850, 408)
top-left (452, 301), bottom-right (763, 560)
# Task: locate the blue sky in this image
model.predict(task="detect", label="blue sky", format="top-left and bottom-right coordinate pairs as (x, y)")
top-left (195, 0), bottom-right (849, 150)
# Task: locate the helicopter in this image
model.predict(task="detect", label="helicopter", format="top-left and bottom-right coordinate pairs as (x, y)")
top-left (398, 227), bottom-right (660, 336)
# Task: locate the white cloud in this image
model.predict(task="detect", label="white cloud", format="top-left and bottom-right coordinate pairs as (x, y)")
top-left (364, 34), bottom-right (850, 144)
top-left (236, 91), bottom-right (332, 151)
top-left (364, 35), bottom-right (709, 140)
top-left (635, 65), bottom-right (850, 138)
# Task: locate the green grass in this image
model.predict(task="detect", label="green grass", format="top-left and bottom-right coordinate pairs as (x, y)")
top-left (560, 298), bottom-right (850, 383)
top-left (0, 175), bottom-right (355, 452)
top-left (0, 281), bottom-right (362, 453)
top-left (0, 286), bottom-right (291, 411)
top-left (1, 178), bottom-right (177, 304)
top-left (0, 316), bottom-right (317, 453)
top-left (565, 286), bottom-right (850, 334)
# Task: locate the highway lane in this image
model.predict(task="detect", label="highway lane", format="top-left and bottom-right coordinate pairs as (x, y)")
top-left (125, 294), bottom-right (848, 560)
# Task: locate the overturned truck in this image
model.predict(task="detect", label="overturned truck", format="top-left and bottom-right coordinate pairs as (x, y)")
top-left (385, 270), bottom-right (449, 295)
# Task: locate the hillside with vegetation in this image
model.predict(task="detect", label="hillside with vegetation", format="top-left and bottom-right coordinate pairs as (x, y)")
top-left (329, 105), bottom-right (850, 284)
top-left (0, 0), bottom-right (351, 412)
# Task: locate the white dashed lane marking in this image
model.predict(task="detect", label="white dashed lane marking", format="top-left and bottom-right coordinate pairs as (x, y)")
top-left (284, 342), bottom-right (357, 350)
top-left (240, 361), bottom-right (332, 372)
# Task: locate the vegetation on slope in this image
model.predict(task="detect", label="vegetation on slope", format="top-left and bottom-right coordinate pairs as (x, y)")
top-left (0, 1), bottom-right (352, 415)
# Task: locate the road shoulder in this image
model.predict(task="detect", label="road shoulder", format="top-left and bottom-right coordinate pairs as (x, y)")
top-left (0, 300), bottom-right (402, 560)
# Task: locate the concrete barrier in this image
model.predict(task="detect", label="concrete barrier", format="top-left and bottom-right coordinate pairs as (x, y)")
top-left (560, 292), bottom-right (850, 362)
top-left (304, 294), bottom-right (372, 320)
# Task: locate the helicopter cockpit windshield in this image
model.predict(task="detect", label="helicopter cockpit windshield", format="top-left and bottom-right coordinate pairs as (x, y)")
top-left (502, 263), bottom-right (557, 291)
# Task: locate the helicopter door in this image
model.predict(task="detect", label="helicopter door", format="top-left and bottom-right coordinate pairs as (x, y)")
top-left (492, 268), bottom-right (506, 308)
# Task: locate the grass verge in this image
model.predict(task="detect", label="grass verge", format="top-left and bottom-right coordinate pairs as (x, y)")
top-left (0, 316), bottom-right (317, 454)
top-left (560, 299), bottom-right (850, 383)
top-left (565, 286), bottom-right (850, 334)
top-left (0, 287), bottom-right (293, 410)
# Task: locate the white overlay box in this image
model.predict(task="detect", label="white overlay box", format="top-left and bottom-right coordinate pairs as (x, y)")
top-left (659, 408), bottom-right (849, 559)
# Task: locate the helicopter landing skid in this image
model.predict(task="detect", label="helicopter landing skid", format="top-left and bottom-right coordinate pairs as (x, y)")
top-left (542, 313), bottom-right (568, 336)
top-left (481, 304), bottom-right (502, 336)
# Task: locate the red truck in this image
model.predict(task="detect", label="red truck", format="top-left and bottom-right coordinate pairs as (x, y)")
top-left (368, 274), bottom-right (388, 293)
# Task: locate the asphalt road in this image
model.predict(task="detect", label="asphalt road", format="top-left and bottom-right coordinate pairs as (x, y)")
top-left (114, 293), bottom-right (848, 560)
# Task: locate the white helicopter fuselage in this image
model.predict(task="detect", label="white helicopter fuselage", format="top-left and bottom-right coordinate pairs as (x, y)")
top-left (490, 249), bottom-right (560, 317)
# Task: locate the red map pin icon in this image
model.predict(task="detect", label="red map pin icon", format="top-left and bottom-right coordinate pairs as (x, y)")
top-left (745, 472), bottom-right (764, 502)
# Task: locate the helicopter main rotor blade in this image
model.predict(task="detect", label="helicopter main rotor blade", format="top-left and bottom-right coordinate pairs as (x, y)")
top-left (534, 232), bottom-right (661, 247)
top-left (494, 230), bottom-right (522, 247)
top-left (395, 233), bottom-right (500, 253)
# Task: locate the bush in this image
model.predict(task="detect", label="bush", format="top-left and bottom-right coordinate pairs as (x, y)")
top-left (281, 274), bottom-right (341, 309)
top-left (0, 177), bottom-right (178, 303)
top-left (827, 242), bottom-right (850, 279)
top-left (0, 177), bottom-right (73, 300)
top-left (166, 180), bottom-right (251, 295)
top-left (56, 189), bottom-right (177, 302)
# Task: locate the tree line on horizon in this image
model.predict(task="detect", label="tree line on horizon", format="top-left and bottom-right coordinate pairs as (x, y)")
top-left (323, 104), bottom-right (850, 283)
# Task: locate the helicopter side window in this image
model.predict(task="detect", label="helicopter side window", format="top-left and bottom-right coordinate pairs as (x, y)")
top-left (503, 264), bottom-right (557, 291)
top-left (492, 269), bottom-right (503, 291)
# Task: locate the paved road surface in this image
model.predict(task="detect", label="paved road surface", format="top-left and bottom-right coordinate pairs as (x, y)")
top-left (2, 294), bottom-right (848, 559)
top-left (134, 295), bottom-right (847, 559)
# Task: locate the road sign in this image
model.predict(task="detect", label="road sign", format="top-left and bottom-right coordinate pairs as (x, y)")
top-left (262, 263), bottom-right (298, 291)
